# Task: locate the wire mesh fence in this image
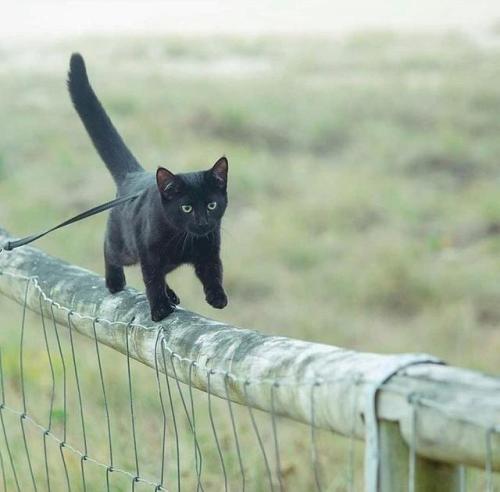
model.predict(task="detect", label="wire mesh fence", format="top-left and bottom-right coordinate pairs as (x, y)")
top-left (0, 242), bottom-right (498, 491)
top-left (0, 274), bottom-right (367, 491)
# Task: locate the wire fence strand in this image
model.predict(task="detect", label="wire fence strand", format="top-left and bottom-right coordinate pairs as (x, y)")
top-left (207, 369), bottom-right (228, 492)
top-left (39, 293), bottom-right (55, 492)
top-left (224, 372), bottom-right (245, 492)
top-left (161, 339), bottom-right (180, 492)
top-left (19, 279), bottom-right (38, 492)
top-left (0, 349), bottom-right (20, 492)
top-left (310, 381), bottom-right (322, 492)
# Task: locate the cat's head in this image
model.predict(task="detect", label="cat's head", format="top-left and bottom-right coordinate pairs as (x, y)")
top-left (156, 156), bottom-right (228, 236)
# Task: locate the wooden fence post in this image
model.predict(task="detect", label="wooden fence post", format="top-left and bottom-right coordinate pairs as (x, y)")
top-left (378, 420), bottom-right (460, 492)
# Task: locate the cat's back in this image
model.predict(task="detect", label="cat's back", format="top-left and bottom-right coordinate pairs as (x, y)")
top-left (119, 170), bottom-right (155, 196)
top-left (109, 170), bottom-right (155, 238)
top-left (106, 170), bottom-right (156, 261)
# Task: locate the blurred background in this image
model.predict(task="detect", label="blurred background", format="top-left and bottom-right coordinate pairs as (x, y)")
top-left (0, 1), bottom-right (499, 489)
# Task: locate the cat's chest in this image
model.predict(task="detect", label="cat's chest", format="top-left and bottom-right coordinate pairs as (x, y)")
top-left (158, 234), bottom-right (211, 265)
top-left (159, 238), bottom-right (196, 264)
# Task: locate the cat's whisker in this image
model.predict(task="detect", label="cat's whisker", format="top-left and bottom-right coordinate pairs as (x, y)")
top-left (183, 232), bottom-right (193, 258)
top-left (179, 232), bottom-right (188, 258)
top-left (164, 231), bottom-right (185, 250)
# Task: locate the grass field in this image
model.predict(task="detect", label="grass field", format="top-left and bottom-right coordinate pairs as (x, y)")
top-left (0, 31), bottom-right (499, 490)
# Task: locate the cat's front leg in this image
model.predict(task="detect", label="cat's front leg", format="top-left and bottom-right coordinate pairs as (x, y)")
top-left (140, 259), bottom-right (175, 321)
top-left (165, 284), bottom-right (180, 305)
top-left (194, 257), bottom-right (228, 309)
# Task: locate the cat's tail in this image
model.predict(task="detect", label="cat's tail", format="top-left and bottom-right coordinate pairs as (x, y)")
top-left (67, 53), bottom-right (143, 184)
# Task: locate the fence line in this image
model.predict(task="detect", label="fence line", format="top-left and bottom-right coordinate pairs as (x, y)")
top-left (0, 225), bottom-right (499, 490)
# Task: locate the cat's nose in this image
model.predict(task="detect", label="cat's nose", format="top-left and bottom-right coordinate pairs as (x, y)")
top-left (189, 213), bottom-right (212, 234)
top-left (191, 223), bottom-right (212, 235)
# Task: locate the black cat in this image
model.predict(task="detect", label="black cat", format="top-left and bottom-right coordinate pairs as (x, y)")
top-left (67, 53), bottom-right (228, 321)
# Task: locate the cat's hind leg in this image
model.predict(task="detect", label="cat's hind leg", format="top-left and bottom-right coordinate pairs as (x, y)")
top-left (105, 260), bottom-right (126, 293)
top-left (104, 243), bottom-right (126, 293)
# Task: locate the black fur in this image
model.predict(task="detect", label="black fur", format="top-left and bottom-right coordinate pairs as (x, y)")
top-left (67, 53), bottom-right (228, 321)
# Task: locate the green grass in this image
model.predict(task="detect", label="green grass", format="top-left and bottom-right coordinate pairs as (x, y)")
top-left (0, 31), bottom-right (499, 490)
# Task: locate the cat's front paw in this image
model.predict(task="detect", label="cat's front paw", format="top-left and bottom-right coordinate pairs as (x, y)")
top-left (206, 289), bottom-right (228, 309)
top-left (150, 301), bottom-right (176, 322)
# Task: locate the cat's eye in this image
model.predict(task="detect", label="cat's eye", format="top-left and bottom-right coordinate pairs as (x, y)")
top-left (181, 205), bottom-right (193, 213)
top-left (207, 202), bottom-right (217, 210)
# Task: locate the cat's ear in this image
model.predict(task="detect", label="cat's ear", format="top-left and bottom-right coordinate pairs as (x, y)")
top-left (210, 156), bottom-right (228, 189)
top-left (156, 167), bottom-right (178, 197)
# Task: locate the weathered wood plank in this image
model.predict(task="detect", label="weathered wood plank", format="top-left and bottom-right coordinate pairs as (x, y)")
top-left (0, 227), bottom-right (499, 473)
top-left (378, 421), bottom-right (460, 492)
